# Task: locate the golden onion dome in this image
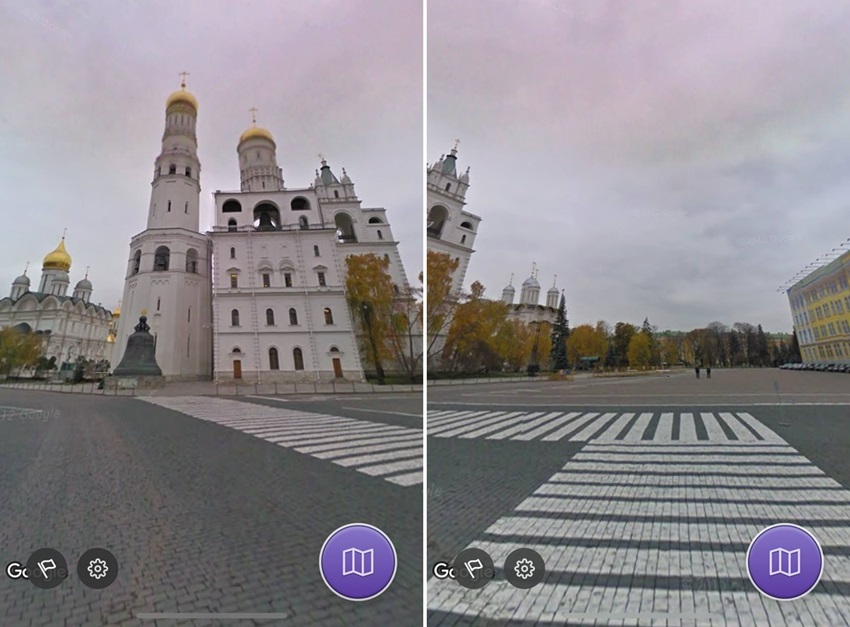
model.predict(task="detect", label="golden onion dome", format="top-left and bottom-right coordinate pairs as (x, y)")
top-left (42, 237), bottom-right (72, 272)
top-left (239, 125), bottom-right (275, 144)
top-left (166, 87), bottom-right (198, 110)
top-left (112, 303), bottom-right (121, 317)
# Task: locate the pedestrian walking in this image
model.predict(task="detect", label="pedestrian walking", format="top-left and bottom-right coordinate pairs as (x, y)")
top-left (695, 366), bottom-right (700, 379)
top-left (707, 366), bottom-right (712, 379)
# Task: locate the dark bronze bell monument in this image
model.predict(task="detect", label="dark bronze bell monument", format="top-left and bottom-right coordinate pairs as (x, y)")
top-left (113, 311), bottom-right (163, 376)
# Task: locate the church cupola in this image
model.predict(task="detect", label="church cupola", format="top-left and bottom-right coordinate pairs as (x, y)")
top-left (427, 140), bottom-right (470, 201)
top-left (39, 233), bottom-right (72, 297)
top-left (73, 268), bottom-right (93, 303)
top-left (315, 158), bottom-right (358, 202)
top-left (519, 263), bottom-right (541, 306)
top-left (237, 109), bottom-right (284, 192)
top-left (546, 276), bottom-right (560, 309)
top-left (10, 264), bottom-right (30, 300)
top-left (501, 274), bottom-right (516, 304)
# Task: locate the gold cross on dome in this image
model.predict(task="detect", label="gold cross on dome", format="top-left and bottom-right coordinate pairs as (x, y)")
top-left (249, 107), bottom-right (258, 124)
top-left (85, 265), bottom-right (90, 278)
top-left (62, 227), bottom-right (67, 239)
top-left (453, 138), bottom-right (460, 151)
top-left (179, 71), bottom-right (190, 88)
top-left (318, 153), bottom-right (325, 162)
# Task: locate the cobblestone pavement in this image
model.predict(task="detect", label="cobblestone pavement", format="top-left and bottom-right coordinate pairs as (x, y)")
top-left (427, 371), bottom-right (850, 626)
top-left (0, 389), bottom-right (422, 626)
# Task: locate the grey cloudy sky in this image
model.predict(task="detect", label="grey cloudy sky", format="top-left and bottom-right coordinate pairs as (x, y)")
top-left (428, 0), bottom-right (850, 333)
top-left (0, 0), bottom-right (422, 312)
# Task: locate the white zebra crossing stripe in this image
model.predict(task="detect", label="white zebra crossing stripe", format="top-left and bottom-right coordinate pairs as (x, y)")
top-left (428, 411), bottom-right (505, 435)
top-left (653, 412), bottom-right (674, 442)
top-left (541, 412), bottom-right (600, 441)
top-left (593, 412), bottom-right (635, 441)
top-left (139, 396), bottom-right (422, 486)
top-left (569, 412), bottom-right (617, 441)
top-left (427, 409), bottom-right (785, 443)
top-left (428, 438), bottom-right (850, 624)
top-left (511, 412), bottom-right (581, 441)
top-left (621, 412), bottom-right (653, 441)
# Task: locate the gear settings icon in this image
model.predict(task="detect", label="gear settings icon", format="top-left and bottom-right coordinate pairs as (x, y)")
top-left (514, 557), bottom-right (535, 580)
top-left (87, 558), bottom-right (108, 580)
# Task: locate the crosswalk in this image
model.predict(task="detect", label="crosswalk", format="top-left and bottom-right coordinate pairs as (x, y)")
top-left (428, 408), bottom-right (784, 443)
top-left (139, 396), bottom-right (422, 487)
top-left (428, 437), bottom-right (850, 625)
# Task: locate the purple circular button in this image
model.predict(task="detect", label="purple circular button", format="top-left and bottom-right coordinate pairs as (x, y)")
top-left (319, 523), bottom-right (397, 601)
top-left (746, 523), bottom-right (824, 601)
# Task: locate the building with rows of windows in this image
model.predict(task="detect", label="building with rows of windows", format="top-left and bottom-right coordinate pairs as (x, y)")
top-left (786, 248), bottom-right (850, 364)
top-left (111, 80), bottom-right (411, 382)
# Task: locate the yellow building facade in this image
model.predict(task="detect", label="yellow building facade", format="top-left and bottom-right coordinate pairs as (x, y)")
top-left (787, 249), bottom-right (850, 364)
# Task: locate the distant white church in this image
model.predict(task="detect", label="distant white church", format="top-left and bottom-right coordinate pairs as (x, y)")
top-left (0, 237), bottom-right (113, 364)
top-left (500, 265), bottom-right (562, 327)
top-left (111, 79), bottom-right (412, 382)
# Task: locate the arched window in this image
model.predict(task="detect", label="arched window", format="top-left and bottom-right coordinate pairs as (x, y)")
top-left (299, 216), bottom-right (309, 230)
top-left (289, 308), bottom-right (298, 325)
top-left (254, 203), bottom-right (281, 231)
top-left (335, 213), bottom-right (356, 243)
top-left (291, 197), bottom-right (310, 210)
top-left (231, 309), bottom-right (240, 326)
top-left (461, 234), bottom-right (466, 244)
top-left (377, 230), bottom-right (383, 240)
top-left (222, 200), bottom-right (242, 213)
top-left (427, 205), bottom-right (449, 238)
top-left (269, 347), bottom-right (279, 370)
top-left (167, 201), bottom-right (171, 212)
top-left (184, 201), bottom-right (188, 214)
top-left (185, 248), bottom-right (198, 273)
top-left (230, 247), bottom-right (236, 259)
top-left (228, 219), bottom-right (237, 232)
top-left (185, 166), bottom-right (191, 177)
top-left (324, 307), bottom-right (334, 325)
top-left (293, 347), bottom-right (304, 371)
top-left (333, 190), bottom-right (339, 198)
top-left (153, 246), bottom-right (170, 271)
top-left (445, 183), bottom-right (451, 192)
top-left (384, 254), bottom-right (390, 263)
top-left (313, 245), bottom-right (320, 257)
top-left (393, 284), bottom-right (400, 295)
top-left (266, 308), bottom-right (275, 325)
top-left (132, 250), bottom-right (141, 275)
top-left (168, 164), bottom-right (176, 175)
top-left (368, 217), bottom-right (383, 224)
top-left (460, 221), bottom-right (473, 230)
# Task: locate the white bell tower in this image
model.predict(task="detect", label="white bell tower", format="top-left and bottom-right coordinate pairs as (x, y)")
top-left (111, 74), bottom-right (212, 380)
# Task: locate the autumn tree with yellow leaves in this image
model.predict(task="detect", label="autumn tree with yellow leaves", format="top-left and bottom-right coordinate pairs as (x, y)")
top-left (426, 251), bottom-right (461, 364)
top-left (344, 253), bottom-right (423, 383)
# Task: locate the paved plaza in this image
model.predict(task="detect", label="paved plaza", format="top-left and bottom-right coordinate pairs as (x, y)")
top-left (427, 368), bottom-right (850, 626)
top-left (0, 389), bottom-right (423, 626)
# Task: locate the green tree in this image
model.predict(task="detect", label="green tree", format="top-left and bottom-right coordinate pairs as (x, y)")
top-left (627, 332), bottom-right (652, 368)
top-left (612, 322), bottom-right (637, 368)
top-left (548, 292), bottom-right (569, 372)
top-left (0, 327), bottom-right (44, 376)
top-left (790, 329), bottom-right (802, 362)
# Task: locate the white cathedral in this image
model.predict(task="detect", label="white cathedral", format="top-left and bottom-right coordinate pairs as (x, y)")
top-left (0, 237), bottom-right (113, 364)
top-left (500, 266), bottom-right (562, 327)
top-left (111, 80), bottom-right (412, 382)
